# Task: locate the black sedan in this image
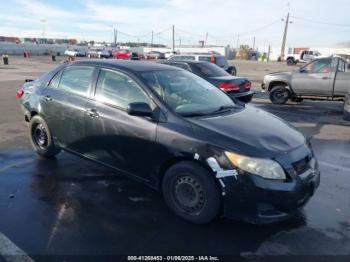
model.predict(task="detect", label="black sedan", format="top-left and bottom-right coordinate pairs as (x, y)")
top-left (17, 60), bottom-right (320, 224)
top-left (163, 60), bottom-right (254, 103)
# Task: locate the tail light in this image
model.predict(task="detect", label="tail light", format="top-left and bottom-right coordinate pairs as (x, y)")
top-left (244, 81), bottom-right (252, 89)
top-left (210, 56), bottom-right (216, 64)
top-left (218, 82), bottom-right (240, 91)
top-left (16, 88), bottom-right (24, 99)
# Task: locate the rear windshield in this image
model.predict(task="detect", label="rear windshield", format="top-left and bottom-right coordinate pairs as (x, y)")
top-left (215, 56), bottom-right (228, 67)
top-left (193, 62), bottom-right (230, 77)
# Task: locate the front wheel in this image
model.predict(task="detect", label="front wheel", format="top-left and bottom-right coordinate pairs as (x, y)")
top-left (162, 161), bottom-right (221, 224)
top-left (269, 86), bottom-right (290, 104)
top-left (29, 115), bottom-right (61, 158)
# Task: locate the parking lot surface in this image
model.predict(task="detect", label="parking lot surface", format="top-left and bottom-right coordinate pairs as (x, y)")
top-left (0, 57), bottom-right (349, 261)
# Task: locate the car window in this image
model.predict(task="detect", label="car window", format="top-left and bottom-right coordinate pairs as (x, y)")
top-left (304, 58), bottom-right (333, 73)
top-left (215, 57), bottom-right (228, 67)
top-left (141, 70), bottom-right (236, 116)
top-left (58, 66), bottom-right (94, 96)
top-left (95, 69), bottom-right (150, 109)
top-left (198, 56), bottom-right (211, 62)
top-left (192, 62), bottom-right (229, 77)
top-left (48, 71), bottom-right (62, 89)
top-left (338, 59), bottom-right (346, 72)
top-left (169, 56), bottom-right (195, 61)
top-left (169, 63), bottom-right (191, 71)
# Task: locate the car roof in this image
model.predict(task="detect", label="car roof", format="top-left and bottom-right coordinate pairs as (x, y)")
top-left (71, 60), bottom-right (182, 72)
top-left (166, 60), bottom-right (208, 65)
top-left (172, 53), bottom-right (223, 57)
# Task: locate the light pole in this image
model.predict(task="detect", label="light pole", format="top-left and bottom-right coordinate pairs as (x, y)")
top-left (40, 19), bottom-right (47, 39)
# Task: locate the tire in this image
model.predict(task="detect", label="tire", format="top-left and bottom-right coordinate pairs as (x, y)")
top-left (29, 115), bottom-right (60, 158)
top-left (237, 94), bottom-right (253, 103)
top-left (228, 67), bottom-right (237, 76)
top-left (162, 161), bottom-right (221, 224)
top-left (286, 58), bottom-right (295, 66)
top-left (269, 86), bottom-right (290, 104)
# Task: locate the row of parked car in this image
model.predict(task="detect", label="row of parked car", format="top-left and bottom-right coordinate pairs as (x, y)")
top-left (64, 48), bottom-right (171, 60)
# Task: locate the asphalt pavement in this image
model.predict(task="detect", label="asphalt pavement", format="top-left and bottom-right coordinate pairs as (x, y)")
top-left (0, 57), bottom-right (349, 261)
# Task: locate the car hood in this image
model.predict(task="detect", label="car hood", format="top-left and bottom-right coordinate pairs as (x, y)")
top-left (188, 105), bottom-right (305, 158)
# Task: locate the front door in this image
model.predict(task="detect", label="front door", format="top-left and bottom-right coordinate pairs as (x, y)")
top-left (292, 58), bottom-right (335, 96)
top-left (84, 68), bottom-right (158, 180)
top-left (40, 66), bottom-right (95, 152)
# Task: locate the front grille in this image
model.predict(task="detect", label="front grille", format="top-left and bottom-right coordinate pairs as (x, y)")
top-left (293, 156), bottom-right (312, 175)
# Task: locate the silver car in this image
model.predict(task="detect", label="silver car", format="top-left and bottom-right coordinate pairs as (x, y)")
top-left (262, 56), bottom-right (350, 104)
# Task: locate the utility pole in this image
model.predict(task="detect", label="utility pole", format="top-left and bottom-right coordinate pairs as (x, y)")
top-left (113, 27), bottom-right (117, 48)
top-left (172, 25), bottom-right (175, 52)
top-left (280, 12), bottom-right (290, 61)
top-left (204, 32), bottom-right (208, 47)
top-left (236, 34), bottom-right (240, 49)
top-left (151, 30), bottom-right (153, 49)
top-left (253, 36), bottom-right (256, 50)
top-left (179, 38), bottom-right (181, 47)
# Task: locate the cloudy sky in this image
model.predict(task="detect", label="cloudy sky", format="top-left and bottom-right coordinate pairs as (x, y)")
top-left (0, 0), bottom-right (349, 49)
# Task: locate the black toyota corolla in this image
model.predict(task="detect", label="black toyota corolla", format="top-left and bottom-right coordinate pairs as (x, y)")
top-left (18, 60), bottom-right (320, 224)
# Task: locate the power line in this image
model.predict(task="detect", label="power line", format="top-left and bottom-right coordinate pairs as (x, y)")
top-left (291, 16), bottom-right (350, 27)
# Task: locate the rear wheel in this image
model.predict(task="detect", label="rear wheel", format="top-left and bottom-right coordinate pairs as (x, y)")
top-left (269, 86), bottom-right (290, 104)
top-left (29, 115), bottom-right (60, 158)
top-left (286, 58), bottom-right (295, 66)
top-left (162, 161), bottom-right (221, 224)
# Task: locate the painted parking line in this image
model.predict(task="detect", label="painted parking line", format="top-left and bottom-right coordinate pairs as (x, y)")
top-left (0, 232), bottom-right (34, 262)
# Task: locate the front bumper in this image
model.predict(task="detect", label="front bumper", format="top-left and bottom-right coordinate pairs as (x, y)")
top-left (220, 146), bottom-right (320, 224)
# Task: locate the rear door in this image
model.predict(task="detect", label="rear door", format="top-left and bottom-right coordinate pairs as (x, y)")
top-left (84, 68), bottom-right (158, 180)
top-left (40, 65), bottom-right (95, 151)
top-left (291, 58), bottom-right (335, 95)
top-left (333, 58), bottom-right (349, 96)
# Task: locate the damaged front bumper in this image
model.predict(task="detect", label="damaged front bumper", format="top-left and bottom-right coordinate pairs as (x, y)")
top-left (209, 145), bottom-right (320, 224)
top-left (221, 169), bottom-right (320, 224)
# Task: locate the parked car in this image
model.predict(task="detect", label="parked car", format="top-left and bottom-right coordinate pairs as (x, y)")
top-left (164, 51), bottom-right (178, 59)
top-left (163, 60), bottom-right (253, 103)
top-left (146, 51), bottom-right (165, 59)
top-left (262, 56), bottom-right (350, 104)
top-left (112, 49), bottom-right (130, 59)
top-left (17, 60), bottom-right (320, 224)
top-left (87, 49), bottom-right (110, 59)
top-left (168, 53), bottom-right (237, 76)
top-left (64, 49), bottom-right (86, 57)
top-left (286, 50), bottom-right (324, 66)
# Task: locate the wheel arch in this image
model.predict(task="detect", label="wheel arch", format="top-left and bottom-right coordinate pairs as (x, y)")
top-left (156, 156), bottom-right (216, 190)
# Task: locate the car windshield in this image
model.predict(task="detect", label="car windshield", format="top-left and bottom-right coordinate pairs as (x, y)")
top-left (193, 62), bottom-right (230, 77)
top-left (140, 70), bottom-right (236, 116)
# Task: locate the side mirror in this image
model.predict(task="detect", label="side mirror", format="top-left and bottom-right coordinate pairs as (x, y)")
top-left (127, 102), bottom-right (153, 117)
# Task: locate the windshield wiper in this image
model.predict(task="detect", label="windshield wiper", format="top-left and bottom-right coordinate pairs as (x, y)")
top-left (209, 105), bottom-right (236, 115)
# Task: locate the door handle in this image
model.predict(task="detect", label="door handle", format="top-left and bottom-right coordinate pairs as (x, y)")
top-left (322, 77), bottom-right (329, 80)
top-left (43, 95), bottom-right (52, 102)
top-left (86, 109), bottom-right (99, 118)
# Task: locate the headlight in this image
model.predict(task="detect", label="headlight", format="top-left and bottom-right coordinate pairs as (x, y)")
top-left (225, 151), bottom-right (286, 180)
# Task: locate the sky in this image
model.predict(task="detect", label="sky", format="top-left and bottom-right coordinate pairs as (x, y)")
top-left (0, 0), bottom-right (349, 49)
